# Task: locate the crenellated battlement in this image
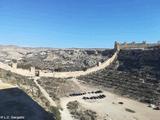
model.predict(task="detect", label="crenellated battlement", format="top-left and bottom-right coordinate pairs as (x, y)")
top-left (114, 41), bottom-right (160, 50)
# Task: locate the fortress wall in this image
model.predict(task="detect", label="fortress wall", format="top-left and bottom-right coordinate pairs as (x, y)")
top-left (0, 50), bottom-right (118, 78)
top-left (119, 44), bottom-right (148, 49)
top-left (1, 41), bottom-right (160, 78)
top-left (39, 71), bottom-right (53, 77)
top-left (39, 51), bottom-right (118, 78)
top-left (54, 71), bottom-right (84, 78)
top-left (115, 41), bottom-right (160, 50)
top-left (0, 62), bottom-right (35, 76)
top-left (14, 69), bottom-right (34, 76)
top-left (39, 70), bottom-right (85, 78)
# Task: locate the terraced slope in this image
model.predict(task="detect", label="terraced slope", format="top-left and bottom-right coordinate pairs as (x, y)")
top-left (78, 49), bottom-right (160, 104)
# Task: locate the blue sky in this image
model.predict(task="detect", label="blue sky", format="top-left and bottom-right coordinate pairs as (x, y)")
top-left (0, 0), bottom-right (160, 48)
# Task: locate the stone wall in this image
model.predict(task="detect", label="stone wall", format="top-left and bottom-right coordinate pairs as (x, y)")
top-left (78, 49), bottom-right (160, 104)
top-left (114, 41), bottom-right (160, 50)
top-left (0, 50), bottom-right (118, 78)
top-left (39, 50), bottom-right (118, 78)
top-left (0, 62), bottom-right (35, 76)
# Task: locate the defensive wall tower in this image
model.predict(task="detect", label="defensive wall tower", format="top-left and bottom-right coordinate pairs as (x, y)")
top-left (12, 63), bottom-right (17, 69)
top-left (30, 67), bottom-right (36, 76)
top-left (114, 41), bottom-right (120, 51)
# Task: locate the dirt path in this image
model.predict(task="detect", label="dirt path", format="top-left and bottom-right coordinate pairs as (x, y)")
top-left (33, 77), bottom-right (57, 107)
top-left (60, 98), bottom-right (74, 120)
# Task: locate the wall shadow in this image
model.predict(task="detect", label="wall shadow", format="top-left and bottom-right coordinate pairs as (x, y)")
top-left (0, 88), bottom-right (55, 120)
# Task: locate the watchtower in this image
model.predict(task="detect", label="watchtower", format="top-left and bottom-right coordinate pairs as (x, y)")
top-left (30, 67), bottom-right (36, 76)
top-left (114, 41), bottom-right (120, 51)
top-left (12, 63), bottom-right (17, 69)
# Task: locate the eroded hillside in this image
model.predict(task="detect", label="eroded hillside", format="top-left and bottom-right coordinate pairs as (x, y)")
top-left (0, 45), bottom-right (160, 120)
top-left (0, 45), bottom-right (114, 72)
top-left (78, 48), bottom-right (160, 104)
top-left (0, 69), bottom-right (57, 120)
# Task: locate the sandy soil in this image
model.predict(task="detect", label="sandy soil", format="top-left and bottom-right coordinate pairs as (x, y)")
top-left (0, 80), bottom-right (17, 90)
top-left (60, 98), bottom-right (74, 120)
top-left (60, 78), bottom-right (160, 120)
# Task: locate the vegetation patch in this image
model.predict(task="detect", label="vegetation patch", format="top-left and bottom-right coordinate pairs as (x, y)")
top-left (49, 106), bottom-right (61, 120)
top-left (125, 108), bottom-right (136, 113)
top-left (67, 100), bottom-right (97, 120)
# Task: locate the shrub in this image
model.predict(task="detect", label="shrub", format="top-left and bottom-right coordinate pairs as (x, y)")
top-left (49, 106), bottom-right (61, 120)
top-left (125, 108), bottom-right (136, 113)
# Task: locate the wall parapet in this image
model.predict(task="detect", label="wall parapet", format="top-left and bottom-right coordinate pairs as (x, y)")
top-left (1, 41), bottom-right (159, 78)
top-left (0, 50), bottom-right (118, 78)
top-left (39, 50), bottom-right (118, 78)
top-left (0, 62), bottom-right (35, 76)
top-left (114, 41), bottom-right (160, 50)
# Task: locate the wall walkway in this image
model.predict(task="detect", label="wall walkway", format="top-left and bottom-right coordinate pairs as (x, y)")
top-left (40, 51), bottom-right (118, 78)
top-left (0, 50), bottom-right (118, 78)
top-left (0, 62), bottom-right (34, 76)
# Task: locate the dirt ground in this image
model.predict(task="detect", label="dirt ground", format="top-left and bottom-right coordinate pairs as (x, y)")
top-left (60, 78), bottom-right (160, 120)
top-left (0, 80), bottom-right (17, 90)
